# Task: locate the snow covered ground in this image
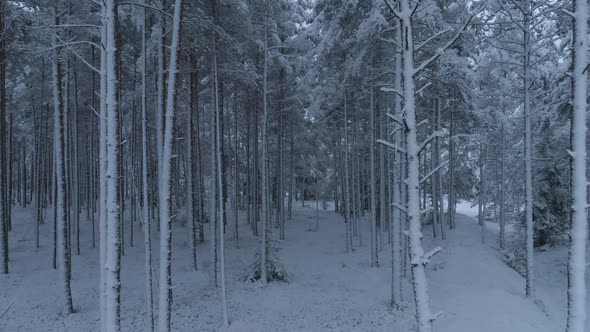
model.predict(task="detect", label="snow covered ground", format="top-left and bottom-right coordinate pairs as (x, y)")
top-left (0, 204), bottom-right (584, 331)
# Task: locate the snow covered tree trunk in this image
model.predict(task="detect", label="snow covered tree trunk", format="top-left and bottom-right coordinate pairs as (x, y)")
top-left (435, 99), bottom-right (444, 240)
top-left (0, 1), bottom-right (7, 274)
top-left (343, 91), bottom-right (352, 253)
top-left (431, 102), bottom-right (439, 238)
top-left (214, 55), bottom-right (230, 327)
top-left (566, 1), bottom-right (588, 330)
top-left (398, 1), bottom-right (436, 329)
top-left (52, 8), bottom-right (75, 316)
top-left (72, 70), bottom-right (80, 256)
top-left (141, 4), bottom-right (155, 330)
top-left (260, 22), bottom-right (269, 283)
top-left (156, 0), bottom-right (165, 200)
top-left (278, 69), bottom-right (285, 240)
top-left (233, 93), bottom-right (239, 247)
top-left (189, 53), bottom-right (205, 244)
top-left (209, 0), bottom-right (219, 288)
top-left (288, 135), bottom-right (294, 220)
top-left (447, 104), bottom-right (455, 230)
top-left (391, 25), bottom-right (403, 306)
top-left (379, 94), bottom-right (386, 246)
top-left (353, 108), bottom-right (361, 237)
top-left (0, 1), bottom-right (7, 260)
top-left (98, 1), bottom-right (109, 328)
top-left (35, 106), bottom-right (43, 249)
top-left (209, 61), bottom-right (218, 287)
top-left (522, 6), bottom-right (534, 298)
top-left (370, 86), bottom-right (377, 266)
top-left (479, 143), bottom-right (486, 244)
top-left (158, 1), bottom-right (182, 330)
top-left (186, 91), bottom-right (196, 271)
top-left (499, 115), bottom-right (505, 249)
top-left (100, 0), bottom-right (122, 329)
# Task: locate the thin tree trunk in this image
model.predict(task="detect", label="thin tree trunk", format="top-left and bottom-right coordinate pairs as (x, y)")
top-left (448, 103), bottom-right (455, 230)
top-left (391, 27), bottom-right (403, 306)
top-left (52, 10), bottom-right (74, 314)
top-left (499, 113), bottom-right (505, 249)
top-left (214, 55), bottom-right (230, 327)
top-left (0, 1), bottom-right (7, 274)
top-left (370, 86), bottom-right (377, 266)
top-left (260, 21), bottom-right (270, 283)
top-left (344, 91), bottom-right (352, 253)
top-left (141, 5), bottom-right (154, 330)
top-left (158, 1), bottom-right (182, 330)
top-left (522, 4), bottom-right (534, 298)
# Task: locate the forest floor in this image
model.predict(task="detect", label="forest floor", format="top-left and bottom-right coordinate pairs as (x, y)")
top-left (0, 202), bottom-right (582, 331)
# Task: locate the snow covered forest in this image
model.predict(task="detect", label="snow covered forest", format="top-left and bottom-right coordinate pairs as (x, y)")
top-left (1, 0), bottom-right (590, 331)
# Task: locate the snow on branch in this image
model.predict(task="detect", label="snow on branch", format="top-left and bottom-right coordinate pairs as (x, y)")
top-left (119, 2), bottom-right (174, 18)
top-left (415, 29), bottom-right (451, 51)
top-left (413, 4), bottom-right (485, 76)
top-left (418, 131), bottom-right (442, 153)
top-left (392, 202), bottom-right (408, 214)
top-left (420, 207), bottom-right (433, 215)
top-left (430, 311), bottom-right (444, 323)
top-left (420, 161), bottom-right (447, 184)
top-left (411, 246), bottom-right (443, 266)
top-left (416, 82), bottom-right (432, 97)
top-left (380, 86), bottom-right (403, 97)
top-left (561, 9), bottom-right (575, 18)
top-left (377, 139), bottom-right (407, 154)
top-left (417, 119), bottom-right (429, 128)
top-left (377, 36), bottom-right (401, 48)
top-left (383, 0), bottom-right (402, 18)
top-left (385, 112), bottom-right (404, 126)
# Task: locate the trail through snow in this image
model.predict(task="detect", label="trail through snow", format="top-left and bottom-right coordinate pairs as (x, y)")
top-left (427, 213), bottom-right (559, 332)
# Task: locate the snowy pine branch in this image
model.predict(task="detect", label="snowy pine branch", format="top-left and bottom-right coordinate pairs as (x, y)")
top-left (418, 131), bottom-right (442, 153)
top-left (413, 4), bottom-right (485, 76)
top-left (411, 246), bottom-right (443, 266)
top-left (420, 162), bottom-right (447, 184)
top-left (377, 139), bottom-right (407, 154)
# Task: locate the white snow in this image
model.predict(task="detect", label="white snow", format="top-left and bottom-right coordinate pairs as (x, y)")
top-left (0, 205), bottom-right (585, 331)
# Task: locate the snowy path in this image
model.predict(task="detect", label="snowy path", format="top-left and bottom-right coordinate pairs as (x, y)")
top-left (428, 214), bottom-right (560, 332)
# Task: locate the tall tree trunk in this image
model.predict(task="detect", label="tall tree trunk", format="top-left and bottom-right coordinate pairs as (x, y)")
top-left (100, 0), bottom-right (122, 329)
top-left (72, 68), bottom-right (80, 256)
top-left (343, 91), bottom-right (352, 253)
top-left (233, 92), bottom-right (239, 247)
top-left (0, 1), bottom-right (7, 274)
top-left (379, 90), bottom-right (386, 247)
top-left (52, 9), bottom-right (74, 314)
top-left (448, 102), bottom-right (455, 230)
top-left (370, 86), bottom-right (377, 266)
top-left (260, 22), bottom-right (270, 283)
top-left (141, 5), bottom-right (155, 330)
top-left (278, 69), bottom-right (285, 240)
top-left (522, 4), bottom-right (534, 298)
top-left (566, 0), bottom-right (588, 330)
top-left (499, 112), bottom-right (505, 249)
top-left (390, 27), bottom-right (403, 306)
top-left (189, 52), bottom-right (199, 270)
top-left (158, 1), bottom-right (182, 330)
top-left (399, 1), bottom-right (436, 329)
top-left (288, 135), bottom-right (294, 220)
top-left (214, 55), bottom-right (230, 327)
